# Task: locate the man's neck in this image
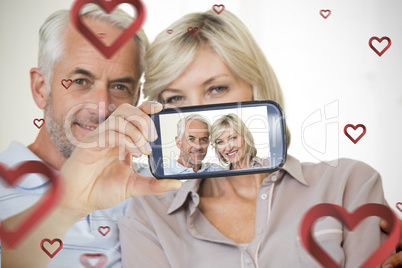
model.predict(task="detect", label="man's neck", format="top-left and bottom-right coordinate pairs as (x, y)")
top-left (177, 157), bottom-right (202, 173)
top-left (28, 127), bottom-right (66, 171)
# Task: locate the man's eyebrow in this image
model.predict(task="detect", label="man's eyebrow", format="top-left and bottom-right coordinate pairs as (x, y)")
top-left (71, 68), bottom-right (95, 79)
top-left (110, 77), bottom-right (136, 85)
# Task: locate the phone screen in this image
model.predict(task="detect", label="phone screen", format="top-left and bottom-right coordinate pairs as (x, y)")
top-left (149, 101), bottom-right (287, 179)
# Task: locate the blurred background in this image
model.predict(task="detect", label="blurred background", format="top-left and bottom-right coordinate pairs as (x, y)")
top-left (0, 0), bottom-right (401, 211)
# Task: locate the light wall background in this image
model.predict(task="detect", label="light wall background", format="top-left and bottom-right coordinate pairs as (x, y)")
top-left (0, 0), bottom-right (401, 212)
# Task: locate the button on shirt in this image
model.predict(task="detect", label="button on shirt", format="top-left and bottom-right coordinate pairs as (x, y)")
top-left (164, 159), bottom-right (225, 175)
top-left (0, 141), bottom-right (151, 268)
top-left (119, 155), bottom-right (388, 268)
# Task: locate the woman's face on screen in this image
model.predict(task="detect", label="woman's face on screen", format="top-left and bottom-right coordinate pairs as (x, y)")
top-left (159, 45), bottom-right (253, 107)
top-left (215, 126), bottom-right (247, 169)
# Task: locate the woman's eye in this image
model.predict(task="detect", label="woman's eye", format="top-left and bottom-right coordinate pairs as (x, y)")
top-left (231, 136), bottom-right (237, 140)
top-left (210, 86), bottom-right (228, 94)
top-left (166, 96), bottom-right (184, 103)
top-left (216, 141), bottom-right (223, 145)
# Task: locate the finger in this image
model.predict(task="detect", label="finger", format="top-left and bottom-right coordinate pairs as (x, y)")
top-left (381, 218), bottom-right (391, 233)
top-left (382, 252), bottom-right (402, 268)
top-left (127, 173), bottom-right (182, 197)
top-left (113, 104), bottom-right (158, 142)
top-left (137, 101), bottom-right (163, 115)
top-left (114, 117), bottom-right (152, 155)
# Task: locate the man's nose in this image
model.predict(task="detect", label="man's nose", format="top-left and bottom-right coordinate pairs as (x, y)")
top-left (91, 84), bottom-right (112, 119)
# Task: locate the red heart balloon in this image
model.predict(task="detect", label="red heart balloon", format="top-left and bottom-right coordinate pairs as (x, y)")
top-left (299, 203), bottom-right (399, 268)
top-left (369, 36), bottom-right (391, 57)
top-left (70, 0), bottom-right (146, 59)
top-left (0, 161), bottom-right (62, 248)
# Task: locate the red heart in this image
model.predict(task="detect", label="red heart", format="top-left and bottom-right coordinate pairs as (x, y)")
top-left (369, 36), bottom-right (391, 57)
top-left (212, 4), bottom-right (225, 15)
top-left (0, 161), bottom-right (62, 248)
top-left (167, 29), bottom-right (173, 34)
top-left (40, 238), bottom-right (63, 258)
top-left (79, 253), bottom-right (108, 268)
top-left (33, 118), bottom-right (45, 129)
top-left (70, 0), bottom-right (146, 59)
top-left (98, 226), bottom-right (110, 236)
top-left (344, 124), bottom-right (366, 144)
top-left (320, 9), bottom-right (331, 19)
top-left (61, 79), bottom-right (73, 89)
top-left (187, 27), bottom-right (199, 37)
top-left (396, 202), bottom-right (402, 213)
top-left (299, 203), bottom-right (399, 268)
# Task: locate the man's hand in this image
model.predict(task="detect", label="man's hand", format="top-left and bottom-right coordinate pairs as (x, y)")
top-left (60, 101), bottom-right (181, 217)
top-left (381, 218), bottom-right (402, 267)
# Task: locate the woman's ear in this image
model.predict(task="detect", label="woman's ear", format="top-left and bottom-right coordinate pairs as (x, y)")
top-left (30, 68), bottom-right (48, 109)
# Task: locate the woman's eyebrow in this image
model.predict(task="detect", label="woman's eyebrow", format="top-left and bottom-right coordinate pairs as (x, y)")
top-left (161, 88), bottom-right (182, 94)
top-left (202, 74), bottom-right (230, 86)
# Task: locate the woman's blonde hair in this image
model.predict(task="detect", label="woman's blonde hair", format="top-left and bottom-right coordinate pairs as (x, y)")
top-left (144, 9), bottom-right (290, 148)
top-left (211, 113), bottom-right (257, 166)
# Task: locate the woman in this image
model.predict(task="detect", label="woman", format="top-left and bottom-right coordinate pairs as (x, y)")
top-left (211, 113), bottom-right (270, 169)
top-left (118, 9), bottom-right (390, 267)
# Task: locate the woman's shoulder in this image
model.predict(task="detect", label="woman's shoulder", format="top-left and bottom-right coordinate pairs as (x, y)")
top-left (292, 156), bottom-right (382, 186)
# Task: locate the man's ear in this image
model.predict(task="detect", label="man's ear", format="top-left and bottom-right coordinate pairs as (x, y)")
top-left (30, 68), bottom-right (48, 109)
top-left (175, 136), bottom-right (181, 149)
top-left (134, 85), bottom-right (141, 106)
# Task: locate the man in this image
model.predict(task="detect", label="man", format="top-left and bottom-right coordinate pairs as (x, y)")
top-left (0, 5), bottom-right (180, 267)
top-left (164, 114), bottom-right (223, 175)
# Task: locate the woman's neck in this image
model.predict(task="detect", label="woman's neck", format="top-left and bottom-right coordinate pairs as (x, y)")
top-left (199, 172), bottom-right (270, 199)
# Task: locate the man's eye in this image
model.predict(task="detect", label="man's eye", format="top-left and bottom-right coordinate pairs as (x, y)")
top-left (166, 96), bottom-right (184, 103)
top-left (114, 84), bottom-right (129, 91)
top-left (74, 79), bottom-right (88, 86)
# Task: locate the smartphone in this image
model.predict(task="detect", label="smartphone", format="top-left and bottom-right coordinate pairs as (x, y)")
top-left (148, 100), bottom-right (287, 180)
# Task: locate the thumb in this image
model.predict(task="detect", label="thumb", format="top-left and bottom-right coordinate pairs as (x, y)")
top-left (128, 173), bottom-right (182, 197)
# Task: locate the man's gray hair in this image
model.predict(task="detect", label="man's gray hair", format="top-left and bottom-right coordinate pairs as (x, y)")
top-left (38, 4), bottom-right (148, 98)
top-left (177, 114), bottom-right (211, 140)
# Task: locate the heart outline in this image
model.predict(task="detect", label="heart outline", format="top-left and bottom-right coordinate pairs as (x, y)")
top-left (70, 0), bottom-right (146, 59)
top-left (61, 79), bottom-right (73, 89)
top-left (344, 124), bottom-right (366, 144)
top-left (369, 36), bottom-right (391, 57)
top-left (98, 226), bottom-right (111, 236)
top-left (79, 253), bottom-right (108, 268)
top-left (33, 118), bottom-right (45, 129)
top-left (320, 10), bottom-right (331, 19)
top-left (41, 238), bottom-right (63, 258)
top-left (187, 27), bottom-right (199, 37)
top-left (299, 203), bottom-right (399, 268)
top-left (0, 161), bottom-right (62, 248)
top-left (212, 4), bottom-right (225, 15)
top-left (396, 202), bottom-right (402, 213)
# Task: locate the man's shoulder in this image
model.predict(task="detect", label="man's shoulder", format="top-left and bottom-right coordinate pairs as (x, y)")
top-left (0, 141), bottom-right (38, 165)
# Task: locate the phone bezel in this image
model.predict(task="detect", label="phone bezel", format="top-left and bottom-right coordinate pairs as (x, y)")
top-left (148, 100), bottom-right (287, 180)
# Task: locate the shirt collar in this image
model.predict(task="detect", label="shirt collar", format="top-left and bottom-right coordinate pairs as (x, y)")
top-left (1, 141), bottom-right (58, 189)
top-left (278, 155), bottom-right (308, 186)
top-left (167, 179), bottom-right (202, 214)
top-left (167, 160), bottom-right (211, 174)
top-left (166, 155), bottom-right (308, 214)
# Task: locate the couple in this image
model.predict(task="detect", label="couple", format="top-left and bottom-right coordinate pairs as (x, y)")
top-left (165, 113), bottom-right (269, 175)
top-left (1, 4), bottom-right (400, 268)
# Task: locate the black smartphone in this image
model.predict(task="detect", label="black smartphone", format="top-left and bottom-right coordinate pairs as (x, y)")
top-left (148, 100), bottom-right (287, 180)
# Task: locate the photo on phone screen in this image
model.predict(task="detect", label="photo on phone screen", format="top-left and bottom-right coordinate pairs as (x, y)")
top-left (149, 101), bottom-right (287, 179)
